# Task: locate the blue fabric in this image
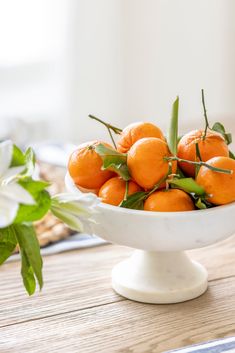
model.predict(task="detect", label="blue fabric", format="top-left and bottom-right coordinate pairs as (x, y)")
top-left (164, 337), bottom-right (235, 353)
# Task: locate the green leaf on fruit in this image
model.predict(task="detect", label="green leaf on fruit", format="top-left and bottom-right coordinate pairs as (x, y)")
top-left (95, 144), bottom-right (130, 181)
top-left (119, 191), bottom-right (148, 210)
top-left (229, 150), bottom-right (235, 160)
top-left (212, 122), bottom-right (232, 145)
top-left (167, 96), bottom-right (179, 155)
top-left (169, 178), bottom-right (205, 196)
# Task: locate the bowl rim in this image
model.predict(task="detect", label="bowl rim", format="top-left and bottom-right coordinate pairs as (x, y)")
top-left (65, 172), bottom-right (235, 218)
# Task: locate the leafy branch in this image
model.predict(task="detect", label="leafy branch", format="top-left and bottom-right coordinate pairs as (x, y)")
top-left (89, 114), bottom-right (122, 149)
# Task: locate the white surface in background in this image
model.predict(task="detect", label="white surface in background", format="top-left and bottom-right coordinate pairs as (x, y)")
top-left (0, 0), bottom-right (235, 144)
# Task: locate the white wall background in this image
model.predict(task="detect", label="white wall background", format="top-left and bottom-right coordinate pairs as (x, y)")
top-left (0, 0), bottom-right (234, 145)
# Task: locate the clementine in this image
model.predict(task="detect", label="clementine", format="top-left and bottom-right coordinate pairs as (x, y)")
top-left (177, 129), bottom-right (229, 177)
top-left (127, 137), bottom-right (177, 190)
top-left (98, 177), bottom-right (142, 206)
top-left (68, 140), bottom-right (115, 190)
top-left (117, 122), bottom-right (165, 153)
top-left (144, 189), bottom-right (195, 212)
top-left (196, 156), bottom-right (235, 205)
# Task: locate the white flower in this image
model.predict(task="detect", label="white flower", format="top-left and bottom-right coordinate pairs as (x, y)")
top-left (51, 192), bottom-right (100, 232)
top-left (0, 141), bottom-right (35, 228)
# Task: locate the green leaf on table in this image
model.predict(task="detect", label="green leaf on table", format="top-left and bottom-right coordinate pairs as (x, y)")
top-left (169, 178), bottom-right (205, 196)
top-left (0, 227), bottom-right (17, 265)
top-left (95, 144), bottom-right (130, 181)
top-left (20, 249), bottom-right (36, 295)
top-left (212, 122), bottom-right (232, 145)
top-left (13, 224), bottom-right (43, 293)
top-left (167, 96), bottom-right (179, 155)
top-left (14, 178), bottom-right (51, 223)
top-left (119, 191), bottom-right (148, 210)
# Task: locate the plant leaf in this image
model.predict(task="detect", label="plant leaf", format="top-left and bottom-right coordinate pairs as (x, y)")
top-left (169, 178), bottom-right (205, 196)
top-left (229, 150), bottom-right (235, 160)
top-left (10, 145), bottom-right (26, 167)
top-left (167, 96), bottom-right (179, 155)
top-left (23, 147), bottom-right (36, 177)
top-left (13, 224), bottom-right (43, 290)
top-left (95, 144), bottom-right (130, 181)
top-left (14, 190), bottom-right (51, 223)
top-left (212, 122), bottom-right (232, 145)
top-left (119, 191), bottom-right (148, 210)
top-left (0, 227), bottom-right (17, 265)
top-left (20, 249), bottom-right (36, 295)
top-left (195, 198), bottom-right (207, 209)
top-left (14, 179), bottom-right (51, 223)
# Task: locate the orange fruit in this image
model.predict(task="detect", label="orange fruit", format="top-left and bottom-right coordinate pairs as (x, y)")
top-left (127, 137), bottom-right (177, 190)
top-left (74, 185), bottom-right (99, 196)
top-left (98, 177), bottom-right (142, 206)
top-left (68, 140), bottom-right (115, 189)
top-left (196, 156), bottom-right (235, 205)
top-left (117, 122), bottom-right (165, 153)
top-left (144, 189), bottom-right (195, 212)
top-left (177, 129), bottom-right (229, 177)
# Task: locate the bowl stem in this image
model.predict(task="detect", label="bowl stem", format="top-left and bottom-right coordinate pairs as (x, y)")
top-left (112, 250), bottom-right (208, 304)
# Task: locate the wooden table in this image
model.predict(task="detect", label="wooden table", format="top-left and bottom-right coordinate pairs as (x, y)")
top-left (0, 236), bottom-right (234, 353)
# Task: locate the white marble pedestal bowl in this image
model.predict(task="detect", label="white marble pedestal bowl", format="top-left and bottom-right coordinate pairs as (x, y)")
top-left (66, 173), bottom-right (235, 304)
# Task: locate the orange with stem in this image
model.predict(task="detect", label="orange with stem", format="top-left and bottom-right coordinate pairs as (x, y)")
top-left (127, 137), bottom-right (177, 190)
top-left (117, 122), bottom-right (165, 153)
top-left (144, 189), bottom-right (195, 212)
top-left (196, 156), bottom-right (235, 205)
top-left (68, 140), bottom-right (115, 190)
top-left (98, 177), bottom-right (142, 206)
top-left (177, 129), bottom-right (229, 177)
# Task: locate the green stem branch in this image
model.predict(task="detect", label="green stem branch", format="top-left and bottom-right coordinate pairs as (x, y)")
top-left (201, 89), bottom-right (210, 140)
top-left (165, 156), bottom-right (232, 175)
top-left (88, 115), bottom-right (122, 134)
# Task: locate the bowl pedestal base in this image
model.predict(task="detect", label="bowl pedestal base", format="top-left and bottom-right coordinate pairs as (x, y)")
top-left (112, 250), bottom-right (208, 304)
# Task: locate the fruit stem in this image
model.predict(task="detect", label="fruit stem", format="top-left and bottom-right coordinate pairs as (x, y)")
top-left (124, 181), bottom-right (129, 200)
top-left (165, 156), bottom-right (233, 175)
top-left (88, 115), bottom-right (122, 134)
top-left (201, 89), bottom-right (210, 140)
top-left (89, 114), bottom-right (122, 149)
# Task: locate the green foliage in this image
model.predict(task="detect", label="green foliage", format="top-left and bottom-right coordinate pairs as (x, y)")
top-left (10, 145), bottom-right (26, 167)
top-left (119, 191), bottom-right (148, 210)
top-left (212, 122), bottom-right (232, 145)
top-left (14, 179), bottom-right (51, 223)
top-left (0, 227), bottom-right (17, 265)
top-left (169, 178), bottom-right (205, 196)
top-left (13, 224), bottom-right (43, 295)
top-left (167, 96), bottom-right (179, 155)
top-left (95, 143), bottom-right (130, 181)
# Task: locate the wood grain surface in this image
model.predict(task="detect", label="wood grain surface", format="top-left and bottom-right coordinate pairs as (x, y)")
top-left (0, 236), bottom-right (234, 353)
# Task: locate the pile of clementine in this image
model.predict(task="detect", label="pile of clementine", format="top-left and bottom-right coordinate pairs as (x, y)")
top-left (68, 101), bottom-right (235, 212)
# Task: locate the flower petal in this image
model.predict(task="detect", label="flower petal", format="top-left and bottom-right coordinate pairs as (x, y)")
top-left (0, 140), bottom-right (13, 177)
top-left (0, 183), bottom-right (35, 205)
top-left (52, 192), bottom-right (100, 207)
top-left (51, 207), bottom-right (84, 232)
top-left (0, 195), bottom-right (19, 228)
top-left (2, 166), bottom-right (26, 184)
